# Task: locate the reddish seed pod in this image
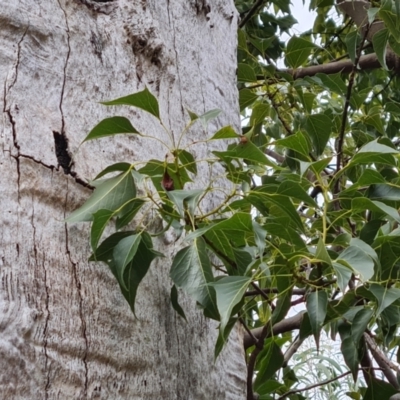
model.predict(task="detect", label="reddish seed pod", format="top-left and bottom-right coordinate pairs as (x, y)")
top-left (240, 135), bottom-right (248, 144)
top-left (162, 171), bottom-right (174, 191)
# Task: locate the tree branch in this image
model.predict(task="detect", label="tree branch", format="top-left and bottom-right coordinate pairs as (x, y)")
top-left (239, 0), bottom-right (266, 29)
top-left (256, 52), bottom-right (400, 81)
top-left (244, 311), bottom-right (305, 350)
top-left (245, 287), bottom-right (306, 297)
top-left (364, 332), bottom-right (400, 390)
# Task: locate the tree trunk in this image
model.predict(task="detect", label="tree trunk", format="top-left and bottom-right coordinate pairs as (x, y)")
top-left (0, 1), bottom-right (246, 398)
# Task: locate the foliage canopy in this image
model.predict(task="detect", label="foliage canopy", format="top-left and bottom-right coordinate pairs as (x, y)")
top-left (69, 1), bottom-right (400, 399)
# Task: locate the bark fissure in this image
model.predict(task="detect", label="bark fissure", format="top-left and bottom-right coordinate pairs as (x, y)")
top-left (64, 222), bottom-right (89, 396)
top-left (53, 3), bottom-right (93, 190)
top-left (30, 203), bottom-right (51, 398)
top-left (3, 28), bottom-right (27, 200)
top-left (167, 2), bottom-right (184, 123)
top-left (56, 0), bottom-right (71, 158)
top-left (43, 257), bottom-right (51, 399)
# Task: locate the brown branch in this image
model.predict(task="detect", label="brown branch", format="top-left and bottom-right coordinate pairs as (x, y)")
top-left (256, 52), bottom-right (399, 81)
top-left (277, 371), bottom-right (352, 400)
top-left (244, 311), bottom-right (305, 349)
top-left (246, 321), bottom-right (271, 400)
top-left (336, 25), bottom-right (370, 185)
top-left (283, 335), bottom-right (305, 367)
top-left (364, 332), bottom-right (400, 390)
top-left (360, 343), bottom-right (375, 385)
top-left (239, 0), bottom-right (266, 29)
top-left (245, 287), bottom-right (306, 297)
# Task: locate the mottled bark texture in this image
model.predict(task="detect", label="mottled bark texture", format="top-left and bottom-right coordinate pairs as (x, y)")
top-left (0, 1), bottom-right (246, 398)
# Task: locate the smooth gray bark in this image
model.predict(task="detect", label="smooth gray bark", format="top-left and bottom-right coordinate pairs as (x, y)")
top-left (0, 1), bottom-right (246, 398)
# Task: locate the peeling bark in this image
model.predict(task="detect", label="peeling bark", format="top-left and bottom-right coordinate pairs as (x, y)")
top-left (0, 1), bottom-right (246, 398)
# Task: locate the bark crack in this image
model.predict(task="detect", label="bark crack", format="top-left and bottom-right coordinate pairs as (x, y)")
top-left (54, 2), bottom-right (93, 190)
top-left (3, 27), bottom-right (27, 201)
top-left (30, 203), bottom-right (51, 398)
top-left (166, 1), bottom-right (184, 129)
top-left (58, 3), bottom-right (88, 395)
top-left (63, 181), bottom-right (89, 397)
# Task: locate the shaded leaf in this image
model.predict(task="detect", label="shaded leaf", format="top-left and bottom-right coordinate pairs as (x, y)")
top-left (306, 290), bottom-right (328, 349)
top-left (210, 276), bottom-right (252, 332)
top-left (170, 237), bottom-right (218, 319)
top-left (286, 36), bottom-right (317, 68)
top-left (170, 285), bottom-right (187, 321)
top-left (91, 209), bottom-right (115, 251)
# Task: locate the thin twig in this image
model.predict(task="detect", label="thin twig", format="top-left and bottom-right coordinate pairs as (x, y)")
top-left (245, 287), bottom-right (306, 297)
top-left (334, 26), bottom-right (370, 196)
top-left (277, 371), bottom-right (352, 400)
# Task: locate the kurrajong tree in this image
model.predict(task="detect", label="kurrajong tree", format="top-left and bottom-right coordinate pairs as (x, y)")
top-left (68, 1), bottom-right (400, 399)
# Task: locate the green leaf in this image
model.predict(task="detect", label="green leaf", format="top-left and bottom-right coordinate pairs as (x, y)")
top-left (250, 103), bottom-right (270, 126)
top-left (197, 109), bottom-right (222, 129)
top-left (187, 109), bottom-right (199, 121)
top-left (368, 184), bottom-right (400, 201)
top-left (308, 73), bottom-right (347, 95)
top-left (380, 4), bottom-right (400, 42)
top-left (285, 36), bottom-right (317, 68)
top-left (345, 30), bottom-right (359, 65)
top-left (66, 171), bottom-right (136, 222)
top-left (83, 116), bottom-right (140, 142)
top-left (351, 139), bottom-right (398, 165)
top-left (351, 308), bottom-right (373, 345)
top-left (277, 180), bottom-right (317, 207)
top-left (167, 189), bottom-right (204, 218)
top-left (304, 114), bottom-right (332, 156)
top-left (115, 198), bottom-right (146, 230)
top-left (186, 212), bottom-right (253, 242)
top-left (237, 63), bottom-right (257, 82)
top-left (340, 337), bottom-right (359, 380)
top-left (248, 192), bottom-right (305, 233)
top-left (177, 149), bottom-right (197, 175)
top-left (372, 28), bottom-right (389, 70)
top-left (352, 198), bottom-right (400, 223)
top-left (117, 232), bottom-right (160, 316)
top-left (91, 209), bottom-right (115, 251)
top-left (254, 340), bottom-right (284, 390)
top-left (306, 290), bottom-right (328, 349)
top-left (337, 245), bottom-right (375, 282)
top-left (369, 283), bottom-right (400, 316)
top-left (233, 141), bottom-right (271, 165)
top-left (365, 106), bottom-right (385, 134)
top-left (101, 87), bottom-right (160, 119)
top-left (113, 234), bottom-right (142, 290)
top-left (94, 162), bottom-right (132, 180)
top-left (239, 89), bottom-right (258, 111)
top-left (210, 126), bottom-right (240, 140)
top-left (363, 378), bottom-right (398, 400)
top-left (332, 262), bottom-right (352, 293)
top-left (275, 132), bottom-right (310, 157)
top-left (316, 237), bottom-right (331, 265)
top-left (170, 237), bottom-right (218, 319)
top-left (90, 231), bottom-right (136, 262)
top-left (214, 318), bottom-right (237, 360)
top-left (170, 285), bottom-right (187, 321)
top-left (209, 276), bottom-right (251, 332)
